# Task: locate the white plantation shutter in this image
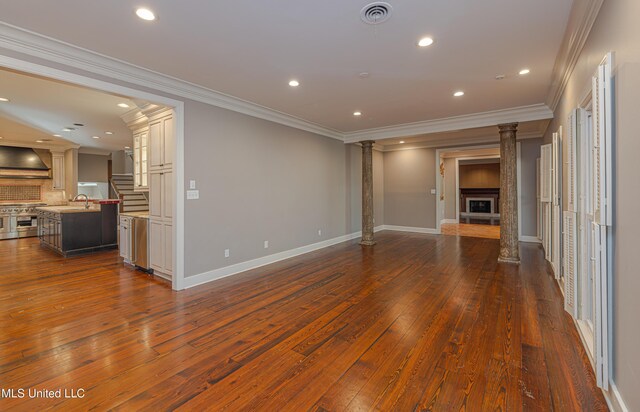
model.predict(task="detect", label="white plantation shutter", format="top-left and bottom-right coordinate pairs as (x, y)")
top-left (592, 222), bottom-right (609, 390)
top-left (592, 53), bottom-right (613, 226)
top-left (590, 52), bottom-right (613, 390)
top-left (551, 131), bottom-right (562, 278)
top-left (567, 110), bottom-right (578, 212)
top-left (563, 212), bottom-right (578, 317)
top-left (540, 144), bottom-right (552, 203)
top-left (552, 132), bottom-right (560, 206)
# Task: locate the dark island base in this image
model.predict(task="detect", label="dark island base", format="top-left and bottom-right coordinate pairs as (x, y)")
top-left (40, 242), bottom-right (118, 257)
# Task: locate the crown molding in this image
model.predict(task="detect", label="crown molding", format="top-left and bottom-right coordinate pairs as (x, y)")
top-left (0, 22), bottom-right (343, 141)
top-left (343, 104), bottom-right (553, 144)
top-left (0, 139), bottom-right (79, 151)
top-left (378, 131), bottom-right (542, 152)
top-left (546, 0), bottom-right (604, 111)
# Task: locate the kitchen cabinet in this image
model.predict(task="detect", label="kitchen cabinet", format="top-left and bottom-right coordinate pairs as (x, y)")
top-left (149, 169), bottom-right (173, 220)
top-left (119, 215), bottom-right (132, 262)
top-left (147, 108), bottom-right (174, 279)
top-left (133, 127), bottom-right (149, 191)
top-left (149, 221), bottom-right (172, 278)
top-left (51, 152), bottom-right (65, 190)
top-left (149, 112), bottom-right (174, 171)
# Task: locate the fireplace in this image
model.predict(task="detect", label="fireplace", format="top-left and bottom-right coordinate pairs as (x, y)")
top-left (468, 198), bottom-right (493, 214)
top-left (460, 188), bottom-right (500, 219)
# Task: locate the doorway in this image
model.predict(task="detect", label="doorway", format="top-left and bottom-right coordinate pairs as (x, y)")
top-left (438, 146), bottom-right (501, 239)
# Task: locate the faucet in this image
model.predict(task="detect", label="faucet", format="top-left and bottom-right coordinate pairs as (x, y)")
top-left (73, 193), bottom-right (90, 209)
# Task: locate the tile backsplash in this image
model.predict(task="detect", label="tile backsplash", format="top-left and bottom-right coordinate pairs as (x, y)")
top-left (0, 179), bottom-right (66, 204)
top-left (0, 185), bottom-right (41, 201)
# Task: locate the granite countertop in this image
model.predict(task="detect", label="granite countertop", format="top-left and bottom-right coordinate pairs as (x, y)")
top-left (119, 211), bottom-right (149, 218)
top-left (36, 206), bottom-right (100, 214)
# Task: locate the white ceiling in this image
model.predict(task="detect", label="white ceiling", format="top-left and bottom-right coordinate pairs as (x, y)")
top-left (0, 68), bottom-right (136, 152)
top-left (0, 0), bottom-right (573, 133)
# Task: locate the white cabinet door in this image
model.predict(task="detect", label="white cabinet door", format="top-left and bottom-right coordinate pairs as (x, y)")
top-left (162, 116), bottom-right (174, 169)
top-left (51, 153), bottom-right (65, 190)
top-left (140, 130), bottom-right (148, 189)
top-left (163, 170), bottom-right (173, 219)
top-left (119, 216), bottom-right (131, 261)
top-left (134, 133), bottom-right (141, 187)
top-left (164, 223), bottom-right (173, 275)
top-left (149, 171), bottom-right (163, 219)
top-left (149, 219), bottom-right (164, 272)
top-left (149, 120), bottom-right (163, 170)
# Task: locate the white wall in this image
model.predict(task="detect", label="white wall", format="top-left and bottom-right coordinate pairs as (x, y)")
top-left (383, 148), bottom-right (437, 229)
top-left (183, 101), bottom-right (354, 278)
top-left (543, 0), bottom-right (640, 408)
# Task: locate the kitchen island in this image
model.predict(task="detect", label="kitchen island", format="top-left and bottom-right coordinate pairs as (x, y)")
top-left (36, 201), bottom-right (119, 257)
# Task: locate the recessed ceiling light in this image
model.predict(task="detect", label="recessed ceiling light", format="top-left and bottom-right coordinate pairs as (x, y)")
top-left (358, 72), bottom-right (370, 79)
top-left (288, 80), bottom-right (300, 87)
top-left (53, 134), bottom-right (62, 137)
top-left (399, 141), bottom-right (405, 144)
top-left (63, 128), bottom-right (72, 132)
top-left (0, 97), bottom-right (9, 102)
top-left (453, 91), bottom-right (465, 97)
top-left (118, 103), bottom-right (130, 108)
top-left (92, 136), bottom-right (100, 139)
top-left (136, 8), bottom-right (156, 21)
top-left (36, 140), bottom-right (44, 143)
top-left (417, 37), bottom-right (434, 47)
top-left (495, 74), bottom-right (506, 80)
top-left (124, 146), bottom-right (130, 149)
top-left (353, 111), bottom-right (362, 116)
top-left (519, 68), bottom-right (530, 75)
top-left (105, 131), bottom-right (113, 135)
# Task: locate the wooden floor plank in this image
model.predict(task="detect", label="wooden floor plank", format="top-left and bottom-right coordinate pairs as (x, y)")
top-left (0, 233), bottom-right (607, 411)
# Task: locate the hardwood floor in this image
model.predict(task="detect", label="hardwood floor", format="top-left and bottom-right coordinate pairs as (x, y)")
top-left (0, 233), bottom-right (606, 411)
top-left (442, 222), bottom-right (501, 239)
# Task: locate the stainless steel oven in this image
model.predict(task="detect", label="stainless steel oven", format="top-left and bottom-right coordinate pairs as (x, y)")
top-left (15, 214), bottom-right (38, 238)
top-left (0, 214), bottom-right (12, 240)
top-left (0, 204), bottom-right (45, 240)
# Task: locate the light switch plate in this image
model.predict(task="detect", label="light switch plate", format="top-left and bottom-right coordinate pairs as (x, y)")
top-left (186, 190), bottom-right (199, 200)
top-left (189, 180), bottom-right (196, 189)
top-left (430, 188), bottom-right (436, 195)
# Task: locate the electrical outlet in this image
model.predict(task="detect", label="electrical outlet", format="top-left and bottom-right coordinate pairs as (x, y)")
top-left (430, 188), bottom-right (436, 195)
top-left (318, 229), bottom-right (322, 236)
top-left (224, 249), bottom-right (230, 258)
top-left (186, 190), bottom-right (199, 200)
top-left (264, 240), bottom-right (269, 249)
top-left (189, 180), bottom-right (196, 189)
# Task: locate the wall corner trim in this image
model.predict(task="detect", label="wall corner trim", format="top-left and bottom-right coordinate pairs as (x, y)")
top-left (546, 0), bottom-right (605, 111)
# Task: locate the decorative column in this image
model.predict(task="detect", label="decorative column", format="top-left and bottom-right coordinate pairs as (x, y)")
top-left (498, 123), bottom-right (520, 264)
top-left (360, 140), bottom-right (376, 246)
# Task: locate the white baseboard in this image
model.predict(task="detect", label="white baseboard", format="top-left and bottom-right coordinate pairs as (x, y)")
top-left (519, 235), bottom-right (542, 243)
top-left (184, 231), bottom-right (366, 289)
top-left (381, 225), bottom-right (440, 234)
top-left (603, 381), bottom-right (629, 412)
top-left (440, 219), bottom-right (458, 224)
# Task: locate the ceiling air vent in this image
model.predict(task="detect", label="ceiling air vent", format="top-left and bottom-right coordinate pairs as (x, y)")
top-left (360, 2), bottom-right (393, 25)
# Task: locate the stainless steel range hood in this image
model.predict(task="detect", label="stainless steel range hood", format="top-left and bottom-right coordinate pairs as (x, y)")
top-left (0, 146), bottom-right (50, 179)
